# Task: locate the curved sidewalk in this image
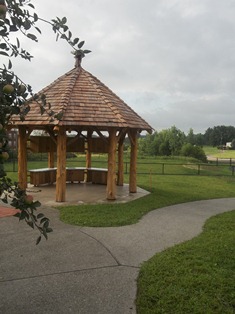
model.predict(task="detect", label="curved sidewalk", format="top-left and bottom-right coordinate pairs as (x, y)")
top-left (1, 198), bottom-right (235, 314)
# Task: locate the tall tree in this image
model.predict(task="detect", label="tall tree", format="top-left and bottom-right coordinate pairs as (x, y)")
top-left (204, 126), bottom-right (235, 146)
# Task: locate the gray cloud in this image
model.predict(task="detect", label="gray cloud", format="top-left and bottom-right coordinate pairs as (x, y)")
top-left (4, 0), bottom-right (235, 133)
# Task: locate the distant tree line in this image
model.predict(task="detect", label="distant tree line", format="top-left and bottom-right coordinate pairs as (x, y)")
top-left (138, 125), bottom-right (235, 162)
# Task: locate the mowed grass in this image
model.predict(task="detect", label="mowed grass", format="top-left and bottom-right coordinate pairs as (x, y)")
top-left (58, 175), bottom-right (235, 227)
top-left (4, 154), bottom-right (235, 313)
top-left (204, 145), bottom-right (235, 159)
top-left (136, 210), bottom-right (235, 314)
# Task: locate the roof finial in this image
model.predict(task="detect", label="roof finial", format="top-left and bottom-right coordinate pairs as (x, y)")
top-left (75, 54), bottom-right (82, 68)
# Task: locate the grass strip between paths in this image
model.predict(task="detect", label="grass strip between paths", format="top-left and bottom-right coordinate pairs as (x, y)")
top-left (136, 210), bottom-right (235, 314)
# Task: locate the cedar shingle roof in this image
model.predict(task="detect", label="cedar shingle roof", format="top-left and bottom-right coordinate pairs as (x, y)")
top-left (11, 65), bottom-right (152, 132)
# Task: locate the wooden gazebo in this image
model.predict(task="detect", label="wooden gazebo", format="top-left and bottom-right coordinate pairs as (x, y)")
top-left (11, 58), bottom-right (152, 202)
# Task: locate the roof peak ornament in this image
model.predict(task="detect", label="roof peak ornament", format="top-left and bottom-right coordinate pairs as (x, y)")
top-left (74, 54), bottom-right (82, 68)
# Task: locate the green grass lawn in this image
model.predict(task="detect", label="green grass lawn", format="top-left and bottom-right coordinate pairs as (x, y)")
top-left (4, 153), bottom-right (235, 313)
top-left (58, 175), bottom-right (235, 227)
top-left (204, 145), bottom-right (235, 159)
top-left (136, 210), bottom-right (235, 314)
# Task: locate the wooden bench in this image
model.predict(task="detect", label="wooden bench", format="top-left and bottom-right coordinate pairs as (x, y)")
top-left (29, 168), bottom-right (57, 186)
top-left (66, 167), bottom-right (85, 183)
top-left (86, 168), bottom-right (108, 185)
top-left (29, 167), bottom-right (108, 186)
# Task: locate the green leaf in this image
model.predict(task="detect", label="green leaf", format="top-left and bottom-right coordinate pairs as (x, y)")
top-left (36, 236), bottom-right (41, 245)
top-left (8, 59), bottom-right (12, 69)
top-left (33, 201), bottom-right (41, 207)
top-left (77, 41), bottom-right (85, 48)
top-left (35, 27), bottom-right (41, 34)
top-left (44, 229), bottom-right (48, 239)
top-left (27, 3), bottom-right (35, 9)
top-left (73, 38), bottom-right (79, 45)
top-left (0, 43), bottom-right (8, 49)
top-left (40, 217), bottom-right (49, 224)
top-left (83, 50), bottom-right (92, 54)
top-left (43, 220), bottom-right (49, 229)
top-left (27, 221), bottom-right (34, 229)
top-left (27, 33), bottom-right (38, 42)
top-left (61, 17), bottom-right (67, 24)
top-left (34, 13), bottom-right (38, 22)
top-left (0, 51), bottom-right (9, 56)
top-left (37, 213), bottom-right (44, 219)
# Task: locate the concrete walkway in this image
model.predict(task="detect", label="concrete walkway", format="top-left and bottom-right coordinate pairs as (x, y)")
top-left (1, 198), bottom-right (235, 314)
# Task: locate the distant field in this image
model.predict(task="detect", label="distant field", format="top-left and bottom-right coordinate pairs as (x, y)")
top-left (203, 146), bottom-right (235, 158)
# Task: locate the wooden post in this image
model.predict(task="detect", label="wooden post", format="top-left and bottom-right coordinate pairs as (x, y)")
top-left (18, 126), bottom-right (28, 190)
top-left (56, 126), bottom-right (66, 202)
top-left (48, 151), bottom-right (55, 168)
top-left (86, 131), bottom-right (92, 168)
top-left (85, 131), bottom-right (92, 182)
top-left (129, 129), bottom-right (138, 193)
top-left (117, 139), bottom-right (124, 186)
top-left (48, 132), bottom-right (55, 168)
top-left (106, 129), bottom-right (117, 200)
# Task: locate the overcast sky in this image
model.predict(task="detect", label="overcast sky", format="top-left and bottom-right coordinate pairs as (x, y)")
top-left (6, 0), bottom-right (235, 134)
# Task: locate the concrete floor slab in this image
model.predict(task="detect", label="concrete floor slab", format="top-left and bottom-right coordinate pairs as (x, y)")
top-left (26, 183), bottom-right (150, 207)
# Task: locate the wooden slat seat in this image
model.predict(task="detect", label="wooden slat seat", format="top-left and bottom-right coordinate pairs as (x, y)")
top-left (86, 168), bottom-right (108, 185)
top-left (29, 168), bottom-right (57, 186)
top-left (66, 167), bottom-right (85, 183)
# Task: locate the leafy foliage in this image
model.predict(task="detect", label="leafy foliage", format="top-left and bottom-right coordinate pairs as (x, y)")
top-left (180, 143), bottom-right (207, 162)
top-left (204, 125), bottom-right (235, 147)
top-left (139, 126), bottom-right (186, 157)
top-left (139, 125), bottom-right (235, 159)
top-left (0, 0), bottom-right (90, 243)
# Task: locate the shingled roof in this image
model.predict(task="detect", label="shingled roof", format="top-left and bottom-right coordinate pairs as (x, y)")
top-left (11, 62), bottom-right (152, 132)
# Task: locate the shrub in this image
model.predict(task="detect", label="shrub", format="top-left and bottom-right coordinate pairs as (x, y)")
top-left (181, 143), bottom-right (207, 162)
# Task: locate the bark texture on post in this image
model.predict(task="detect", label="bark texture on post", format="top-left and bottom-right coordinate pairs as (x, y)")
top-left (85, 131), bottom-right (92, 182)
top-left (106, 129), bottom-right (117, 200)
top-left (56, 126), bottom-right (67, 202)
top-left (48, 151), bottom-right (55, 168)
top-left (129, 129), bottom-right (138, 193)
top-left (117, 140), bottom-right (124, 186)
top-left (18, 126), bottom-right (28, 190)
top-left (86, 131), bottom-right (92, 168)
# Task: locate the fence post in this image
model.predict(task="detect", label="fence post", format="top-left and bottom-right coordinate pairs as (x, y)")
top-left (198, 164), bottom-right (201, 175)
top-left (162, 163), bottom-right (165, 175)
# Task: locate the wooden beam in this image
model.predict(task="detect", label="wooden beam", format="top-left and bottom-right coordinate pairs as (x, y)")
top-left (45, 127), bottom-right (57, 144)
top-left (67, 131), bottom-right (81, 148)
top-left (106, 129), bottom-right (117, 200)
top-left (18, 126), bottom-right (28, 190)
top-left (56, 126), bottom-right (67, 202)
top-left (94, 128), bottom-right (109, 144)
top-left (117, 128), bottom-right (127, 142)
top-left (129, 129), bottom-right (138, 193)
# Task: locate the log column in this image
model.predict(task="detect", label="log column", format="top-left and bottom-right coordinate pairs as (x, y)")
top-left (85, 131), bottom-right (92, 182)
top-left (129, 129), bottom-right (138, 193)
top-left (18, 126), bottom-right (28, 190)
top-left (106, 129), bottom-right (117, 200)
top-left (48, 152), bottom-right (55, 168)
top-left (56, 126), bottom-right (67, 202)
top-left (48, 145), bottom-right (55, 168)
top-left (117, 138), bottom-right (124, 186)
